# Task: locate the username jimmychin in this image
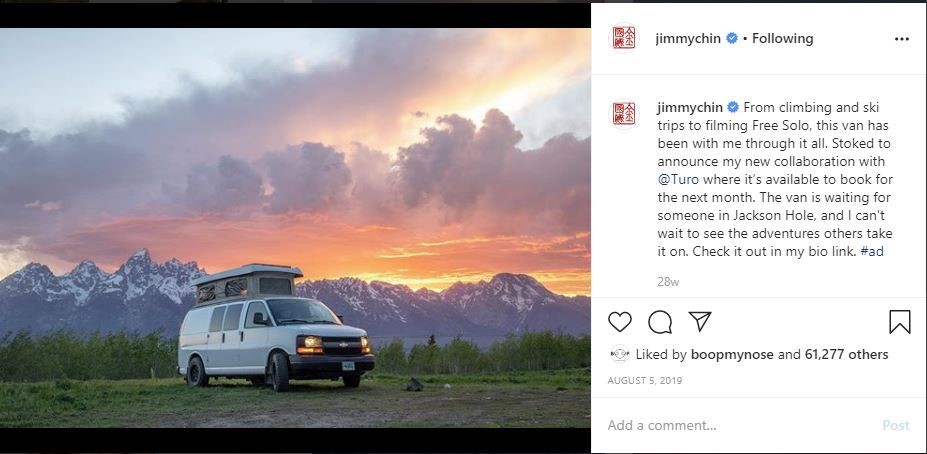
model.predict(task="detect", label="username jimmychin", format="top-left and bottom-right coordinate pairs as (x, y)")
top-left (654, 32), bottom-right (813, 47)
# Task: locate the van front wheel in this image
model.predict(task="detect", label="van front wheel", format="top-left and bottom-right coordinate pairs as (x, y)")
top-left (270, 352), bottom-right (290, 392)
top-left (187, 356), bottom-right (209, 387)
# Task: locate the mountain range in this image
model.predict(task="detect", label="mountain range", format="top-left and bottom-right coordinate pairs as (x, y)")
top-left (0, 249), bottom-right (590, 340)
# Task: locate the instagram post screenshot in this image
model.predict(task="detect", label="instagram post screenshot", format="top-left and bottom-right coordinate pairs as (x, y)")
top-left (593, 2), bottom-right (925, 453)
top-left (0, 1), bottom-right (925, 454)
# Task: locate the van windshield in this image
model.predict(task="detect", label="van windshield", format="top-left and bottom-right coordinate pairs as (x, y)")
top-left (266, 298), bottom-right (341, 325)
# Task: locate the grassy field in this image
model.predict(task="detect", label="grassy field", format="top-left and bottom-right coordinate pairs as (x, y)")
top-left (0, 368), bottom-right (590, 428)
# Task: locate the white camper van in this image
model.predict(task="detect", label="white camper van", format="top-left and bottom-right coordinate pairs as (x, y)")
top-left (177, 263), bottom-right (375, 392)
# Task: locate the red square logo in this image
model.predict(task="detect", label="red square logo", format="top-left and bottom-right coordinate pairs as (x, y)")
top-left (613, 26), bottom-right (636, 49)
top-left (613, 102), bottom-right (636, 125)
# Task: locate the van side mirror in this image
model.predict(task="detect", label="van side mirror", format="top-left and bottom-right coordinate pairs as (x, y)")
top-left (253, 312), bottom-right (269, 326)
top-left (337, 315), bottom-right (344, 324)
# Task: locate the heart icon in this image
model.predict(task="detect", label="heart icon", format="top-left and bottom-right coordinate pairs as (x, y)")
top-left (608, 311), bottom-right (632, 332)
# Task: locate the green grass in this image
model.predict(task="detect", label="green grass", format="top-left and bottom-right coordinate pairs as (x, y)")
top-left (0, 368), bottom-right (590, 428)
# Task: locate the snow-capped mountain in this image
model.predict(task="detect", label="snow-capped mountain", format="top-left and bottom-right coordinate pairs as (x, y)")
top-left (0, 249), bottom-right (205, 334)
top-left (0, 262), bottom-right (64, 301)
top-left (297, 278), bottom-right (499, 338)
top-left (60, 260), bottom-right (109, 306)
top-left (439, 273), bottom-right (589, 334)
top-left (0, 249), bottom-right (203, 306)
top-left (296, 273), bottom-right (589, 338)
top-left (0, 249), bottom-right (589, 338)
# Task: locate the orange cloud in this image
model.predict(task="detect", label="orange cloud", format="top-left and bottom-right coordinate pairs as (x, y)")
top-left (37, 213), bottom-right (589, 295)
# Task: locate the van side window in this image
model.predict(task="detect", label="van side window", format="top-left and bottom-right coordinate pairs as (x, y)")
top-left (245, 302), bottom-right (270, 328)
top-left (197, 284), bottom-right (216, 303)
top-left (224, 278), bottom-right (247, 297)
top-left (209, 306), bottom-right (226, 332)
top-left (223, 304), bottom-right (243, 331)
top-left (260, 277), bottom-right (291, 295)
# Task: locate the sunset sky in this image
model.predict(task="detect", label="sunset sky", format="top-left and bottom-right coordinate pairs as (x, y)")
top-left (0, 29), bottom-right (590, 295)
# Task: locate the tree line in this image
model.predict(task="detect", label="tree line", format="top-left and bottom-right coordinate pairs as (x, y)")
top-left (0, 330), bottom-right (590, 381)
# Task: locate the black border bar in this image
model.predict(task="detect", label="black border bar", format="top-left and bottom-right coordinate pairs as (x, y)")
top-left (0, 428), bottom-right (590, 453)
top-left (0, 3), bottom-right (591, 27)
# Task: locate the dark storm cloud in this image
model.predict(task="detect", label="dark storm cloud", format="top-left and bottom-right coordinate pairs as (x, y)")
top-left (390, 109), bottom-right (588, 233)
top-left (491, 133), bottom-right (591, 233)
top-left (393, 109), bottom-right (520, 210)
top-left (345, 143), bottom-right (396, 217)
top-left (0, 129), bottom-right (148, 239)
top-left (181, 155), bottom-right (264, 213)
top-left (262, 142), bottom-right (352, 214)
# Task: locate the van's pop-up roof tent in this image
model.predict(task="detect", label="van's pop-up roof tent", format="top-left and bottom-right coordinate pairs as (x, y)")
top-left (190, 263), bottom-right (303, 306)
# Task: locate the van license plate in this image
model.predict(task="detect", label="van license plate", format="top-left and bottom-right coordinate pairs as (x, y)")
top-left (342, 361), bottom-right (355, 371)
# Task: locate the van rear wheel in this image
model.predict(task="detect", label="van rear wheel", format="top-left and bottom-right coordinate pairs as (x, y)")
top-left (270, 352), bottom-right (290, 392)
top-left (343, 375), bottom-right (361, 388)
top-left (187, 356), bottom-right (209, 387)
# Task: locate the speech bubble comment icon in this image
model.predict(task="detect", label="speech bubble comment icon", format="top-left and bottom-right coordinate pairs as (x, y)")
top-left (648, 310), bottom-right (672, 334)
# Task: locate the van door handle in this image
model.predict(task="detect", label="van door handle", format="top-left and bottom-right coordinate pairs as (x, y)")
top-left (221, 332), bottom-right (225, 343)
top-left (239, 331), bottom-right (244, 342)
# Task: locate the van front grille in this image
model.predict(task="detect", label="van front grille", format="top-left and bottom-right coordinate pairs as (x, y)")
top-left (321, 337), bottom-right (362, 356)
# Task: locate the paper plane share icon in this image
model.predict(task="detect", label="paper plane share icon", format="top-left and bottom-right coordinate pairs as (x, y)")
top-left (689, 311), bottom-right (712, 332)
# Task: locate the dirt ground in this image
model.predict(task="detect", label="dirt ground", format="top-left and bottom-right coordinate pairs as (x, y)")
top-left (0, 370), bottom-right (591, 428)
top-left (178, 384), bottom-right (588, 428)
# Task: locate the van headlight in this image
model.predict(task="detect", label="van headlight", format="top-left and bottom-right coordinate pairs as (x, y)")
top-left (296, 335), bottom-right (324, 355)
top-left (361, 336), bottom-right (371, 354)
